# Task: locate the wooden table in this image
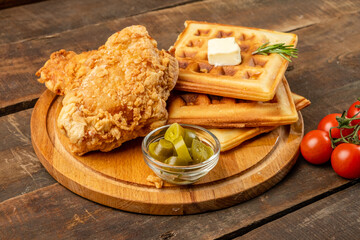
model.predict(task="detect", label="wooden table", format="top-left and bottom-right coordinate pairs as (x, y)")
top-left (0, 0), bottom-right (359, 239)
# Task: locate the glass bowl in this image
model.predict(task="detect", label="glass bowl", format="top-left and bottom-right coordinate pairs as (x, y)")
top-left (142, 124), bottom-right (221, 185)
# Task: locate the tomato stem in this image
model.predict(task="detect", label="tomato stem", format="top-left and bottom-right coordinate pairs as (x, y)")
top-left (329, 110), bottom-right (360, 148)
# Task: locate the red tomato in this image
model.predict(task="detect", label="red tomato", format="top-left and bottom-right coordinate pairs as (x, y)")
top-left (317, 113), bottom-right (342, 138)
top-left (331, 143), bottom-right (360, 179)
top-left (341, 127), bottom-right (354, 138)
top-left (317, 113), bottom-right (354, 138)
top-left (347, 100), bottom-right (360, 126)
top-left (300, 130), bottom-right (333, 164)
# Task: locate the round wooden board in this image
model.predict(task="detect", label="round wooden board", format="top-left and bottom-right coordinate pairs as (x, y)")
top-left (31, 90), bottom-right (304, 215)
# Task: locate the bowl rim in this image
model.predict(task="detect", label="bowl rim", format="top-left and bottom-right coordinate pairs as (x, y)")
top-left (142, 123), bottom-right (221, 170)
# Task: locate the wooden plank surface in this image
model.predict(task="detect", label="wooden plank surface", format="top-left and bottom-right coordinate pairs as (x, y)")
top-left (239, 183), bottom-right (360, 240)
top-left (1, 0), bottom-right (360, 111)
top-left (0, 109), bottom-right (56, 202)
top-left (0, 0), bottom-right (44, 10)
top-left (285, 12), bottom-right (360, 132)
top-left (0, 0), bottom-right (196, 44)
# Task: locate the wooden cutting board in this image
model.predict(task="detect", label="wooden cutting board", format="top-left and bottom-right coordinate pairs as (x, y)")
top-left (31, 90), bottom-right (304, 215)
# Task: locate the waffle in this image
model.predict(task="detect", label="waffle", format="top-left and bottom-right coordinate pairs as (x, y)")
top-left (167, 78), bottom-right (298, 128)
top-left (210, 127), bottom-right (274, 152)
top-left (210, 93), bottom-right (310, 151)
top-left (169, 21), bottom-right (298, 101)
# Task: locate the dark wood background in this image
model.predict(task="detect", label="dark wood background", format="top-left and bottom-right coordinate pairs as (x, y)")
top-left (0, 0), bottom-right (359, 239)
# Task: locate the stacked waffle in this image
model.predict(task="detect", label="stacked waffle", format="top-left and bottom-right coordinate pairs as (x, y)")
top-left (167, 21), bottom-right (310, 151)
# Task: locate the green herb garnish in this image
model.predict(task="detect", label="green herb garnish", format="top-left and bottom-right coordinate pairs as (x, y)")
top-left (252, 42), bottom-right (298, 62)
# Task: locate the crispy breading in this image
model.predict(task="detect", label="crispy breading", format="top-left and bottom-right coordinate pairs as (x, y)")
top-left (37, 26), bottom-right (178, 155)
top-left (146, 174), bottom-right (164, 189)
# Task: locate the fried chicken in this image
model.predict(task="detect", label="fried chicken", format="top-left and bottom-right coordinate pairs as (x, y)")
top-left (36, 25), bottom-right (178, 155)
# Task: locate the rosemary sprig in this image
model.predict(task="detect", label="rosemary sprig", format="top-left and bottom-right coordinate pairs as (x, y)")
top-left (252, 42), bottom-right (298, 62)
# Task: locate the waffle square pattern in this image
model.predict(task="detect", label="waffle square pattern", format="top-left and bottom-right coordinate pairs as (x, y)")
top-left (170, 21), bottom-right (298, 101)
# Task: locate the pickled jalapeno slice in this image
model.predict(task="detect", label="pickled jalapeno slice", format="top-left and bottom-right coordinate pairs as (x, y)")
top-left (183, 129), bottom-right (199, 147)
top-left (164, 156), bottom-right (188, 166)
top-left (172, 136), bottom-right (192, 163)
top-left (148, 139), bottom-right (174, 161)
top-left (191, 139), bottom-right (214, 164)
top-left (164, 123), bottom-right (185, 143)
top-left (158, 139), bottom-right (174, 154)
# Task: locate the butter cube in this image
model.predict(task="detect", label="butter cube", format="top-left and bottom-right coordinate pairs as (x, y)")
top-left (207, 37), bottom-right (241, 66)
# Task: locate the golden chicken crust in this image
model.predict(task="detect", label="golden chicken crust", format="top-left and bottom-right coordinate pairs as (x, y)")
top-left (36, 25), bottom-right (178, 155)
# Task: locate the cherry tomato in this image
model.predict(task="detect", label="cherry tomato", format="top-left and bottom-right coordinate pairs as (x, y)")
top-left (341, 127), bottom-right (354, 138)
top-left (331, 143), bottom-right (360, 179)
top-left (300, 130), bottom-right (333, 164)
top-left (317, 113), bottom-right (347, 138)
top-left (347, 100), bottom-right (360, 126)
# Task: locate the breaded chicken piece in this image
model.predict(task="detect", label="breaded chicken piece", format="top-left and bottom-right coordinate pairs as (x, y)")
top-left (36, 26), bottom-right (178, 155)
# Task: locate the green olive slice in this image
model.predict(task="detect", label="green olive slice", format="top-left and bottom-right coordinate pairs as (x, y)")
top-left (164, 156), bottom-right (188, 166)
top-left (172, 136), bottom-right (192, 163)
top-left (148, 139), bottom-right (174, 161)
top-left (191, 139), bottom-right (214, 164)
top-left (183, 129), bottom-right (199, 147)
top-left (164, 123), bottom-right (185, 143)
